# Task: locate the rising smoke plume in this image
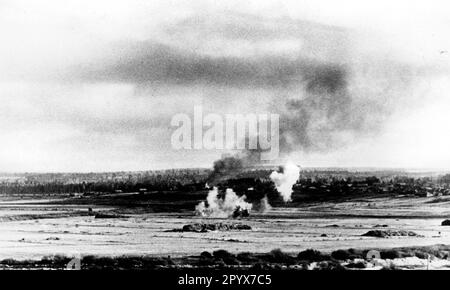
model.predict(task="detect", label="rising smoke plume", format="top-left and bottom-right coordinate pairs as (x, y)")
top-left (270, 162), bottom-right (301, 202)
top-left (211, 149), bottom-right (263, 177)
top-left (195, 187), bottom-right (253, 218)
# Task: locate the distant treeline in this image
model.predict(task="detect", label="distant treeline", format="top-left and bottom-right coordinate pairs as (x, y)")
top-left (0, 169), bottom-right (211, 194)
top-left (219, 173), bottom-right (450, 203)
top-left (0, 169), bottom-right (449, 197)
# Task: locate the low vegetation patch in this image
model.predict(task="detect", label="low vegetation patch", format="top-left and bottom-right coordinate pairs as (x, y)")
top-left (2, 245), bottom-right (450, 270)
top-left (169, 223), bottom-right (252, 232)
top-left (441, 219), bottom-right (450, 226)
top-left (297, 249), bottom-right (330, 261)
top-left (361, 230), bottom-right (422, 238)
top-left (94, 213), bottom-right (129, 219)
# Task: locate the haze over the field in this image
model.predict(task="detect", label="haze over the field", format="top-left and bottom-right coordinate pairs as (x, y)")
top-left (0, 0), bottom-right (449, 172)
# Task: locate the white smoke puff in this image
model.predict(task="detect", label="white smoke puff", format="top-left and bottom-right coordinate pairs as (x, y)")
top-left (195, 187), bottom-right (219, 216)
top-left (195, 201), bottom-right (206, 215)
top-left (270, 162), bottom-right (300, 202)
top-left (256, 196), bottom-right (272, 213)
top-left (195, 187), bottom-right (252, 218)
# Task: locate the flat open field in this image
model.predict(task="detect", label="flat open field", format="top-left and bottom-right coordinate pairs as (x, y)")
top-left (1, 193), bottom-right (450, 270)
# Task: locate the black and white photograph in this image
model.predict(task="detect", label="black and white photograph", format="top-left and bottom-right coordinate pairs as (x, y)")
top-left (0, 0), bottom-right (450, 280)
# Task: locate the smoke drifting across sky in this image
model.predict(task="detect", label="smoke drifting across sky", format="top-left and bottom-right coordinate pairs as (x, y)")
top-left (0, 0), bottom-right (449, 171)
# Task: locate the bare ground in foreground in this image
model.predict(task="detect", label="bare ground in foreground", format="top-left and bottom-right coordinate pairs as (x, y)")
top-left (0, 193), bottom-right (450, 269)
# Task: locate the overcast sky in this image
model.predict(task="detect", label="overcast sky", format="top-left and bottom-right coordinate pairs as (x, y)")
top-left (0, 0), bottom-right (449, 172)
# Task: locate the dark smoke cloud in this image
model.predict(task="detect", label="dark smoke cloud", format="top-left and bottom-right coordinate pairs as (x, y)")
top-left (212, 149), bottom-right (263, 177)
top-left (72, 41), bottom-right (346, 89)
top-left (279, 64), bottom-right (355, 152)
top-left (67, 12), bottom-right (420, 160)
top-left (276, 61), bottom-right (417, 153)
